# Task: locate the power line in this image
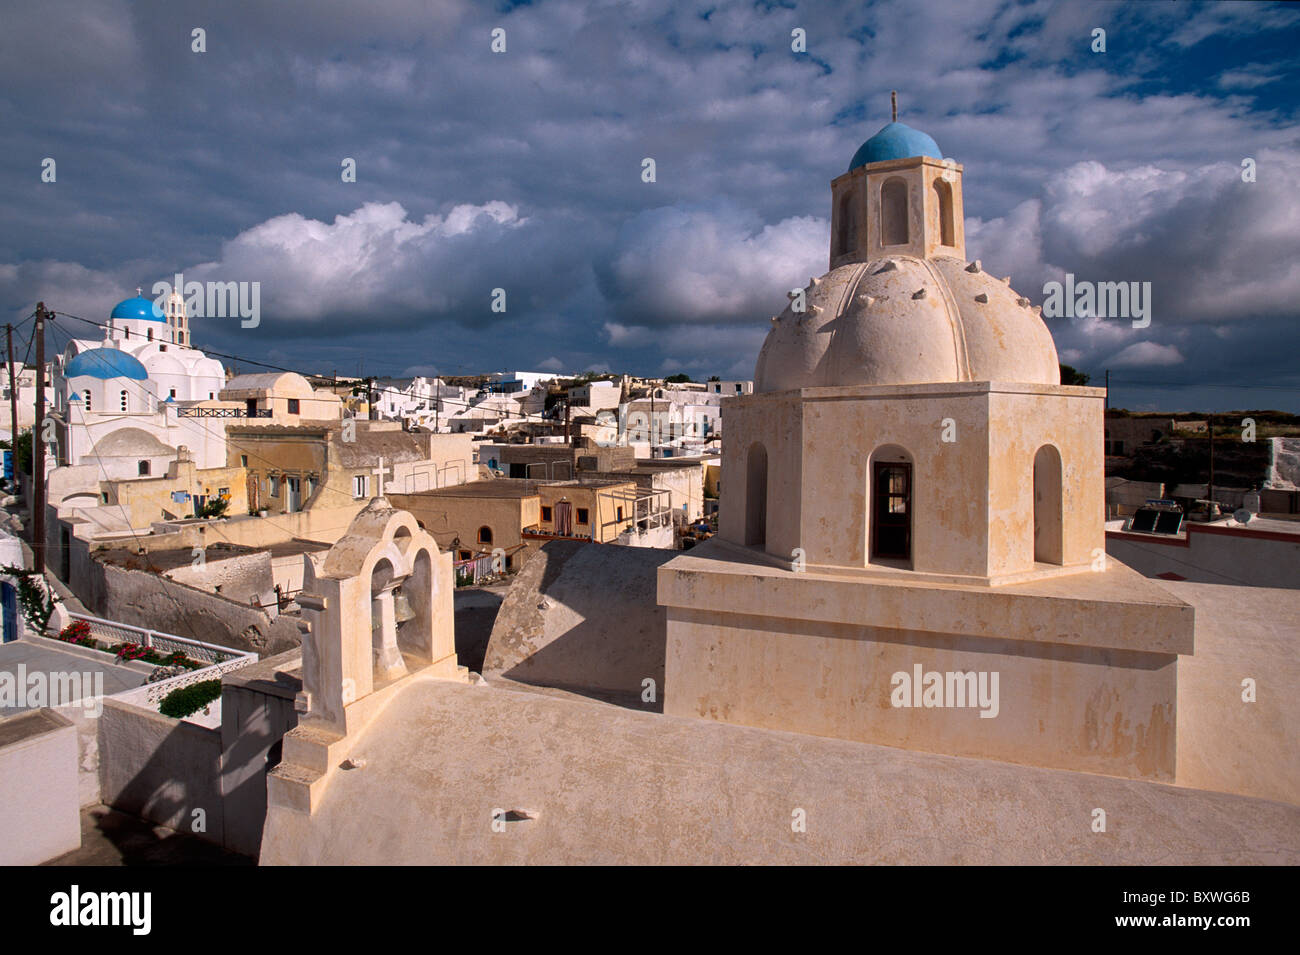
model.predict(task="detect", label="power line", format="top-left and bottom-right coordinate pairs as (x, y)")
top-left (51, 309), bottom-right (565, 427)
top-left (1105, 377), bottom-right (1299, 393)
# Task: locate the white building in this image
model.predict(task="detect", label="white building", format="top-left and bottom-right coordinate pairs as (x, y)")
top-left (484, 370), bottom-right (561, 394)
top-left (51, 292), bottom-right (228, 471)
top-left (373, 377), bottom-right (468, 430)
top-left (705, 379), bottom-right (754, 397)
top-left (0, 363), bottom-right (45, 436)
top-left (622, 388), bottom-right (723, 455)
top-left (568, 380), bottom-right (621, 412)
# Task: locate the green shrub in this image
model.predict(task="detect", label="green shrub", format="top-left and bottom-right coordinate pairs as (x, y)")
top-left (194, 497), bottom-right (229, 519)
top-left (158, 679), bottom-right (222, 719)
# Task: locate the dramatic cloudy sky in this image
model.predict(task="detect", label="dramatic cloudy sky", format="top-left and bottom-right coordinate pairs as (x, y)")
top-left (2, 0), bottom-right (1298, 411)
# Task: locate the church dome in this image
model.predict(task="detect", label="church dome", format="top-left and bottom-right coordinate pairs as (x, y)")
top-left (754, 256), bottom-right (1059, 392)
top-left (110, 295), bottom-right (167, 323)
top-left (64, 347), bottom-right (149, 381)
top-left (848, 122), bottom-right (941, 171)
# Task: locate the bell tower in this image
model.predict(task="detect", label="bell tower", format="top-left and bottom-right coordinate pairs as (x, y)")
top-left (166, 287), bottom-right (189, 346)
top-left (829, 92), bottom-right (965, 269)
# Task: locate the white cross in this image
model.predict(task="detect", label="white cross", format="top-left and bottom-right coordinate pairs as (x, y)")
top-left (371, 457), bottom-right (392, 495)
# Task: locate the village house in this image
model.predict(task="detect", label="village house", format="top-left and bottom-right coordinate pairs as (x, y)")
top-left (227, 419), bottom-right (473, 517)
top-left (0, 362), bottom-right (44, 434)
top-left (705, 379), bottom-right (754, 396)
top-left (389, 481), bottom-right (541, 567)
top-left (218, 371), bottom-right (343, 425)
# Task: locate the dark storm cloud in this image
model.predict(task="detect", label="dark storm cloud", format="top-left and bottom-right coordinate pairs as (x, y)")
top-left (0, 0), bottom-right (1297, 407)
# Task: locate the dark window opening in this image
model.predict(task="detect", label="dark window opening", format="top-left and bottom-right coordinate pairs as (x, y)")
top-left (871, 462), bottom-right (912, 561)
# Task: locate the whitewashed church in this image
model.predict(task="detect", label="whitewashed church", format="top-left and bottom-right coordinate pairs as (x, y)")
top-left (52, 289), bottom-right (227, 470)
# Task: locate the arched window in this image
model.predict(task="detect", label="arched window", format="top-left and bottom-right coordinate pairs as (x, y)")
top-left (147, 328), bottom-right (153, 342)
top-left (836, 191), bottom-right (857, 257)
top-left (120, 390), bottom-right (128, 412)
top-left (933, 178), bottom-right (955, 247)
top-left (881, 178), bottom-right (909, 246)
top-left (1033, 445), bottom-right (1063, 565)
top-left (478, 525), bottom-right (493, 544)
top-left (745, 442), bottom-right (768, 547)
top-left (869, 445), bottom-right (913, 564)
top-left (138, 460), bottom-right (150, 476)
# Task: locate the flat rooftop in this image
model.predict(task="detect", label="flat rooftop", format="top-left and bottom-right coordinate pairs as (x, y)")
top-left (0, 640), bottom-right (146, 718)
top-left (391, 481), bottom-right (542, 500)
top-left (263, 676), bottom-right (1300, 865)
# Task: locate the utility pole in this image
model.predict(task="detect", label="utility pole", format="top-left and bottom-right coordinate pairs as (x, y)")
top-left (1207, 412), bottom-right (1215, 514)
top-left (650, 388), bottom-right (657, 458)
top-left (5, 325), bottom-right (19, 462)
top-left (32, 303), bottom-right (47, 576)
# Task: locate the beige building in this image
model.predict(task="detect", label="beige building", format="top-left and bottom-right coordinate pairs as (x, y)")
top-left (228, 420), bottom-right (473, 516)
top-left (658, 114), bottom-right (1195, 782)
top-left (390, 481), bottom-right (541, 565)
top-left (219, 372), bottom-right (343, 425)
top-left (535, 480), bottom-right (639, 542)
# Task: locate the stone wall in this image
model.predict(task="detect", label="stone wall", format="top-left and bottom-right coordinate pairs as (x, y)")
top-left (220, 650), bottom-right (301, 856)
top-left (484, 540), bottom-right (676, 706)
top-left (78, 558), bottom-right (299, 655)
top-left (98, 698), bottom-right (225, 845)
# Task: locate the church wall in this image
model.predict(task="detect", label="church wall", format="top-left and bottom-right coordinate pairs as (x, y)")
top-left (799, 389), bottom-right (990, 575)
top-left (987, 388), bottom-right (1105, 575)
top-left (718, 391), bottom-right (802, 557)
top-left (663, 603), bottom-right (1178, 780)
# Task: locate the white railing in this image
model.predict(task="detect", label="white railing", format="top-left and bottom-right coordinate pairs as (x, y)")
top-left (112, 655), bottom-right (256, 709)
top-left (68, 612), bottom-right (249, 665)
top-left (65, 611), bottom-right (257, 712)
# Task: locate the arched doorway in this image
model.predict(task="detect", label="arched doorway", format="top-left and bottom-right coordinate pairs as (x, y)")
top-left (870, 445), bottom-right (913, 564)
top-left (1033, 445), bottom-right (1063, 565)
top-left (745, 442), bottom-right (768, 547)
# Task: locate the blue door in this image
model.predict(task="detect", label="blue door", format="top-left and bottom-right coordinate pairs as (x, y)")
top-left (1, 581), bottom-right (16, 643)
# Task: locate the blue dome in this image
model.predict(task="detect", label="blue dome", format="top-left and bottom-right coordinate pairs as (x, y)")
top-left (848, 122), bottom-right (942, 171)
top-left (110, 295), bottom-right (167, 323)
top-left (65, 348), bottom-right (148, 381)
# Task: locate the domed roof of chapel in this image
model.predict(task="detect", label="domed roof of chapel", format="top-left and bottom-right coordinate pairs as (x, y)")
top-left (110, 295), bottom-right (167, 323)
top-left (847, 121), bottom-right (942, 170)
top-left (753, 256), bottom-right (1060, 393)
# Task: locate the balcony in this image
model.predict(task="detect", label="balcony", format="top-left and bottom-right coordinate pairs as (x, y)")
top-left (177, 407), bottom-right (273, 418)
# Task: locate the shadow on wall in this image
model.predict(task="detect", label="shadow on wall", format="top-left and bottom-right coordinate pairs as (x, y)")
top-left (96, 700), bottom-right (229, 851)
top-left (482, 540), bottom-right (677, 712)
top-left (453, 587), bottom-right (505, 673)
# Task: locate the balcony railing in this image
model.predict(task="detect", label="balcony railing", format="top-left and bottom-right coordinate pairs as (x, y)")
top-left (177, 407), bottom-right (273, 418)
top-left (68, 612), bottom-right (257, 709)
